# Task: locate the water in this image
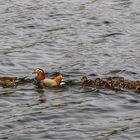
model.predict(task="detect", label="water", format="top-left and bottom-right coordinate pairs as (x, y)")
top-left (0, 0), bottom-right (140, 139)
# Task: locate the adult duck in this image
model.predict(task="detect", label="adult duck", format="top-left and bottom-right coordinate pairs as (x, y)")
top-left (32, 68), bottom-right (64, 87)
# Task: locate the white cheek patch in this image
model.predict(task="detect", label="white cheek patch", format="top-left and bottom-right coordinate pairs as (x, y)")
top-left (36, 69), bottom-right (43, 73)
top-left (35, 73), bottom-right (38, 77)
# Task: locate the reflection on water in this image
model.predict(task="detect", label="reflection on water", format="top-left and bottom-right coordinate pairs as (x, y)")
top-left (0, 0), bottom-right (140, 139)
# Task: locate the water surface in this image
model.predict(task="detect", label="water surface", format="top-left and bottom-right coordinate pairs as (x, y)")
top-left (0, 0), bottom-right (140, 140)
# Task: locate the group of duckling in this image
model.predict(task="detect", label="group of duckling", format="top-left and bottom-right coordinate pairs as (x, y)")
top-left (81, 76), bottom-right (140, 93)
top-left (0, 68), bottom-right (139, 93)
top-left (0, 76), bottom-right (28, 88)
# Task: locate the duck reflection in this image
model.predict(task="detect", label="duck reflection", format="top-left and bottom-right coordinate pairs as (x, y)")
top-left (34, 85), bottom-right (68, 109)
top-left (34, 86), bottom-right (48, 107)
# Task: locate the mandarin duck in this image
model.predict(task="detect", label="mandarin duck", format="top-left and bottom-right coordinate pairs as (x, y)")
top-left (32, 68), bottom-right (64, 87)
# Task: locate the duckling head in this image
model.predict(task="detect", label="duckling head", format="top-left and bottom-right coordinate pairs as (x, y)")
top-left (81, 76), bottom-right (88, 82)
top-left (94, 78), bottom-right (103, 86)
top-left (32, 68), bottom-right (45, 81)
top-left (118, 77), bottom-right (125, 82)
top-left (135, 80), bottom-right (140, 86)
top-left (105, 77), bottom-right (114, 88)
top-left (136, 85), bottom-right (140, 93)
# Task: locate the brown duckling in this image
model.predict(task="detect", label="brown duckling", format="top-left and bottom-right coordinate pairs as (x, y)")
top-left (135, 85), bottom-right (140, 93)
top-left (113, 77), bottom-right (136, 90)
top-left (134, 80), bottom-right (140, 86)
top-left (94, 77), bottom-right (104, 87)
top-left (115, 77), bottom-right (126, 88)
top-left (134, 80), bottom-right (140, 93)
top-left (0, 76), bottom-right (27, 88)
top-left (120, 78), bottom-right (133, 89)
top-left (112, 77), bottom-right (133, 89)
top-left (81, 76), bottom-right (94, 86)
top-left (124, 81), bottom-right (135, 89)
top-left (104, 77), bottom-right (114, 88)
top-left (113, 79), bottom-right (120, 88)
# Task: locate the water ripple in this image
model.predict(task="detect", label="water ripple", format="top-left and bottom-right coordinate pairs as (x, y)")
top-left (0, 0), bottom-right (140, 140)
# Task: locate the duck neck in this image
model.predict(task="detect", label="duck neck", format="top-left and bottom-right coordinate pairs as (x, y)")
top-left (36, 74), bottom-right (45, 81)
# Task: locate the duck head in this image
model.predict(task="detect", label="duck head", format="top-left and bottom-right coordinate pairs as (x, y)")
top-left (32, 68), bottom-right (45, 81)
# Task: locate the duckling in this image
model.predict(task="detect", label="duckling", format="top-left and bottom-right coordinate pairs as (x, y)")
top-left (135, 80), bottom-right (140, 85)
top-left (94, 77), bottom-right (104, 87)
top-left (0, 80), bottom-right (16, 87)
top-left (0, 76), bottom-right (27, 88)
top-left (134, 80), bottom-right (140, 93)
top-left (104, 77), bottom-right (114, 88)
top-left (81, 76), bottom-right (94, 86)
top-left (115, 77), bottom-right (126, 88)
top-left (120, 78), bottom-right (132, 89)
top-left (123, 80), bottom-right (134, 89)
top-left (32, 68), bottom-right (64, 87)
top-left (113, 79), bottom-right (120, 87)
top-left (135, 85), bottom-right (140, 93)
top-left (125, 82), bottom-right (135, 89)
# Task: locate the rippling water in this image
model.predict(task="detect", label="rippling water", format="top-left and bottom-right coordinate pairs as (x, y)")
top-left (0, 0), bottom-right (140, 139)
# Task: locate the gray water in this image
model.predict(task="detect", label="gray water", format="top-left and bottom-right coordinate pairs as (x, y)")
top-left (0, 0), bottom-right (140, 139)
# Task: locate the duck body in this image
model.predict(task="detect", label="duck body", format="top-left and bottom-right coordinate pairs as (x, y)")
top-left (33, 68), bottom-right (64, 87)
top-left (42, 78), bottom-right (59, 87)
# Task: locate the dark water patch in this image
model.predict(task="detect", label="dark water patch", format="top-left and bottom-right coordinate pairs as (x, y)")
top-left (88, 16), bottom-right (97, 20)
top-left (88, 73), bottom-right (98, 77)
top-left (0, 90), bottom-right (15, 96)
top-left (128, 99), bottom-right (139, 104)
top-left (46, 27), bottom-right (66, 33)
top-left (103, 20), bottom-right (112, 25)
top-left (101, 32), bottom-right (124, 38)
top-left (94, 126), bottom-right (129, 140)
top-left (104, 70), bottom-right (139, 81)
top-left (123, 70), bottom-right (138, 76)
top-left (16, 25), bottom-right (36, 29)
top-left (105, 70), bottom-right (126, 75)
top-left (120, 104), bottom-right (140, 110)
